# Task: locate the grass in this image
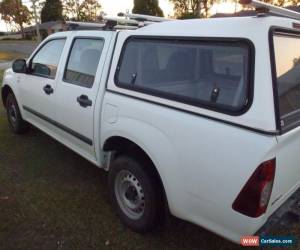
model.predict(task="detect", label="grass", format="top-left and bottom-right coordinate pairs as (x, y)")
top-left (0, 69), bottom-right (299, 249)
top-left (0, 51), bottom-right (26, 61)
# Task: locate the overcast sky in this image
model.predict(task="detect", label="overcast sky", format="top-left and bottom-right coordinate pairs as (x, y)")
top-left (0, 0), bottom-right (174, 32)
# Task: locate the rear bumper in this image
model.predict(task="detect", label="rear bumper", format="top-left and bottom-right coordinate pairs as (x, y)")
top-left (256, 187), bottom-right (300, 235)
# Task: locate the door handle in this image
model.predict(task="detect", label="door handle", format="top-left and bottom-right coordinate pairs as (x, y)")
top-left (43, 85), bottom-right (54, 95)
top-left (77, 95), bottom-right (92, 108)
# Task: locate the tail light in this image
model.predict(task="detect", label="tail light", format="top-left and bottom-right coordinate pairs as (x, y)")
top-left (232, 159), bottom-right (276, 218)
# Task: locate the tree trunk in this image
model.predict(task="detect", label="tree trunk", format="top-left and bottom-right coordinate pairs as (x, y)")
top-left (196, 1), bottom-right (201, 18)
top-left (204, 2), bottom-right (208, 18)
top-left (19, 23), bottom-right (25, 39)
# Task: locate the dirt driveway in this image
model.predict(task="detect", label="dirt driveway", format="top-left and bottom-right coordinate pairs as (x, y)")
top-left (0, 41), bottom-right (39, 70)
top-left (0, 40), bottom-right (38, 56)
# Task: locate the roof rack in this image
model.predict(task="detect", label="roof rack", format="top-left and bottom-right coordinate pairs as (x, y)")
top-left (123, 13), bottom-right (172, 22)
top-left (67, 13), bottom-right (173, 31)
top-left (239, 0), bottom-right (300, 20)
top-left (105, 13), bottom-right (173, 29)
top-left (67, 21), bottom-right (106, 31)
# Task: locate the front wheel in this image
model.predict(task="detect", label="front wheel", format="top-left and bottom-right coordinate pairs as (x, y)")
top-left (108, 155), bottom-right (163, 233)
top-left (6, 93), bottom-right (29, 134)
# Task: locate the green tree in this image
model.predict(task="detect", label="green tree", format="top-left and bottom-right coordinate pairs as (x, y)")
top-left (260, 0), bottom-right (288, 6)
top-left (290, 0), bottom-right (300, 6)
top-left (202, 0), bottom-right (216, 18)
top-left (41, 0), bottom-right (64, 23)
top-left (0, 0), bottom-right (32, 38)
top-left (79, 0), bottom-right (102, 22)
top-left (63, 0), bottom-right (102, 22)
top-left (132, 0), bottom-right (164, 17)
top-left (170, 0), bottom-right (199, 18)
top-left (63, 0), bottom-right (82, 20)
top-left (170, 0), bottom-right (217, 19)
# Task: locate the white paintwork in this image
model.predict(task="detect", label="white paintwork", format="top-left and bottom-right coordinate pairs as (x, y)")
top-left (19, 35), bottom-right (67, 136)
top-left (54, 31), bottom-right (113, 160)
top-left (2, 15), bottom-right (300, 243)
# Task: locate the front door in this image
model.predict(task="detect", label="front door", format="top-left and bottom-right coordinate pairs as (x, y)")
top-left (20, 38), bottom-right (67, 131)
top-left (54, 32), bottom-right (112, 160)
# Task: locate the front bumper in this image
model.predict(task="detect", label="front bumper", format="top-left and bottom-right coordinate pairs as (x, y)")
top-left (257, 188), bottom-right (300, 235)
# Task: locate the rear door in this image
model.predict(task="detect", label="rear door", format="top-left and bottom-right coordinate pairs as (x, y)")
top-left (54, 32), bottom-right (113, 160)
top-left (271, 30), bottom-right (300, 208)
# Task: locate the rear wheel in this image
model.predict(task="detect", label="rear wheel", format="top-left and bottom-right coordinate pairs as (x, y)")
top-left (108, 155), bottom-right (163, 233)
top-left (6, 93), bottom-right (29, 134)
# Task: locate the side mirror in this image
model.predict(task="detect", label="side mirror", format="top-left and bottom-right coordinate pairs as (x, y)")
top-left (12, 59), bottom-right (27, 73)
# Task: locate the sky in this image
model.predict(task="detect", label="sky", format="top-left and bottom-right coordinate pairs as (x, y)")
top-left (102, 0), bottom-right (174, 17)
top-left (0, 0), bottom-right (238, 32)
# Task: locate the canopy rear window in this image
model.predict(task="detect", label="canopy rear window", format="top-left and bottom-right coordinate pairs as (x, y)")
top-left (273, 32), bottom-right (300, 131)
top-left (115, 37), bottom-right (253, 115)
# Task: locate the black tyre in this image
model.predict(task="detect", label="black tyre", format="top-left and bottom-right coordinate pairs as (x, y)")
top-left (6, 93), bottom-right (29, 134)
top-left (108, 155), bottom-right (163, 233)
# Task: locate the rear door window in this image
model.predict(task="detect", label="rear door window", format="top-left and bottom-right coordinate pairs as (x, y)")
top-left (64, 38), bottom-right (104, 88)
top-left (115, 37), bottom-right (253, 114)
top-left (273, 33), bottom-right (300, 131)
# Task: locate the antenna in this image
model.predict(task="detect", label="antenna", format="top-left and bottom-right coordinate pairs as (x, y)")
top-left (240, 0), bottom-right (300, 20)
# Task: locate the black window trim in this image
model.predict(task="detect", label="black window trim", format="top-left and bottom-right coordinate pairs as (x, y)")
top-left (269, 26), bottom-right (300, 134)
top-left (28, 37), bottom-right (67, 80)
top-left (114, 35), bottom-right (255, 116)
top-left (62, 36), bottom-right (105, 89)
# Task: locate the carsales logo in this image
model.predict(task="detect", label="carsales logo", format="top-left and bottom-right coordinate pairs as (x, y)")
top-left (240, 236), bottom-right (260, 246)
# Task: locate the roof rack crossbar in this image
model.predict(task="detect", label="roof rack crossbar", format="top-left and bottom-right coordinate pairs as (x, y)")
top-left (240, 0), bottom-right (300, 20)
top-left (124, 13), bottom-right (172, 22)
top-left (66, 13), bottom-right (173, 31)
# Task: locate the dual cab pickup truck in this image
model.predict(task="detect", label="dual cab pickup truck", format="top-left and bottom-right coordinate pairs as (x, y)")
top-left (2, 3), bottom-right (300, 243)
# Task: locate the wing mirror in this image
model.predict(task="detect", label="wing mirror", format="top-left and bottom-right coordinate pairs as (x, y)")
top-left (12, 59), bottom-right (27, 73)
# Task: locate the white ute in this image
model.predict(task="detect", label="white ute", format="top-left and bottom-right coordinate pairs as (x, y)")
top-left (2, 0), bottom-right (300, 243)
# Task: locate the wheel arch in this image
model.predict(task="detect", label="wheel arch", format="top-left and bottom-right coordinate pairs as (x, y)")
top-left (103, 135), bottom-right (171, 214)
top-left (1, 85), bottom-right (13, 108)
